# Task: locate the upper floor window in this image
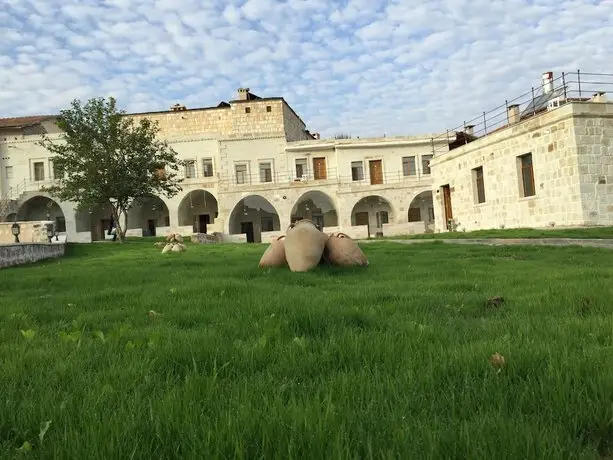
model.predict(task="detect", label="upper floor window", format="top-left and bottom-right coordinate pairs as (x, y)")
top-left (421, 155), bottom-right (433, 175)
top-left (402, 156), bottom-right (416, 176)
top-left (351, 161), bottom-right (364, 181)
top-left (33, 161), bottom-right (45, 181)
top-left (235, 164), bottom-right (248, 184)
top-left (202, 158), bottom-right (214, 177)
top-left (184, 160), bottom-right (196, 178)
top-left (259, 162), bottom-right (272, 183)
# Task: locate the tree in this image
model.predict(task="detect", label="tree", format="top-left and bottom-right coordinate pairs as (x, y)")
top-left (40, 97), bottom-right (184, 242)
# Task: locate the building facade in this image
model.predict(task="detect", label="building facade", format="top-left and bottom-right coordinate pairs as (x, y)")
top-left (0, 88), bottom-right (438, 243)
top-left (429, 71), bottom-right (613, 232)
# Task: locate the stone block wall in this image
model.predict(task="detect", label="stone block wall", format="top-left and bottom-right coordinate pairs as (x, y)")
top-left (0, 220), bottom-right (55, 244)
top-left (129, 108), bottom-right (232, 138)
top-left (430, 103), bottom-right (592, 232)
top-left (572, 104), bottom-right (613, 225)
top-left (0, 243), bottom-right (65, 269)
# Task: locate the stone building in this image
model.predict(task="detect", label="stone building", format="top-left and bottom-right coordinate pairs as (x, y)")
top-left (0, 88), bottom-right (437, 243)
top-left (429, 71), bottom-right (613, 232)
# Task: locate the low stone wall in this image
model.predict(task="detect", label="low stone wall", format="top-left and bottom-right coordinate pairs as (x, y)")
top-left (0, 220), bottom-right (55, 244)
top-left (383, 221), bottom-right (427, 237)
top-left (0, 243), bottom-right (66, 269)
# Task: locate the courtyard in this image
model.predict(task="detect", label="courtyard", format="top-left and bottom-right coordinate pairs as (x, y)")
top-left (2, 240), bottom-right (613, 458)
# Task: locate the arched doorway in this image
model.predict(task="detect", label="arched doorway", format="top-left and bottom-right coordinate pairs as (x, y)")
top-left (75, 201), bottom-right (114, 242)
top-left (17, 195), bottom-right (67, 233)
top-left (127, 195), bottom-right (170, 237)
top-left (291, 191), bottom-right (338, 230)
top-left (178, 190), bottom-right (218, 234)
top-left (408, 191), bottom-right (435, 229)
top-left (229, 195), bottom-right (280, 243)
top-left (351, 195), bottom-right (393, 237)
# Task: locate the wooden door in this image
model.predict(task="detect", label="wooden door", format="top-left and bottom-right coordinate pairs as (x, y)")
top-left (442, 185), bottom-right (453, 224)
top-left (369, 160), bottom-right (383, 185)
top-left (313, 157), bottom-right (327, 180)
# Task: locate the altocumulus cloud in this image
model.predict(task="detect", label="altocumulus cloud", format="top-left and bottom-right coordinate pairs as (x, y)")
top-left (1, 0), bottom-right (613, 137)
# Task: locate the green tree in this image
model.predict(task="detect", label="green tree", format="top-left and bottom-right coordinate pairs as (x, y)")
top-left (39, 97), bottom-right (184, 242)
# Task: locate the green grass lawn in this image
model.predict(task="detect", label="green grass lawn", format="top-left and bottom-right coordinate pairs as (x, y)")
top-left (394, 226), bottom-right (613, 240)
top-left (2, 240), bottom-right (613, 459)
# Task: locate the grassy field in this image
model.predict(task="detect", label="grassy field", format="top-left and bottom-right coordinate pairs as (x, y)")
top-left (394, 226), bottom-right (613, 240)
top-left (2, 240), bottom-right (613, 459)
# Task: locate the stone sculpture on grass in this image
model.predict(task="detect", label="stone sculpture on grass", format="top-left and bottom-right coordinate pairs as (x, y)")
top-left (162, 232), bottom-right (186, 253)
top-left (258, 219), bottom-right (369, 271)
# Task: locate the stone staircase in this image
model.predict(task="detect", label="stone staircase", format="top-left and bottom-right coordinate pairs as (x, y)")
top-left (0, 179), bottom-right (26, 221)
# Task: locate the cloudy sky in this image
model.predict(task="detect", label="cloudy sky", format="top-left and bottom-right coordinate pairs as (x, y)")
top-left (1, 0), bottom-right (612, 138)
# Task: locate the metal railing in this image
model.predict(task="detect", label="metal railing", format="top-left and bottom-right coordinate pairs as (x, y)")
top-left (429, 70), bottom-right (613, 158)
top-left (0, 179), bottom-right (27, 218)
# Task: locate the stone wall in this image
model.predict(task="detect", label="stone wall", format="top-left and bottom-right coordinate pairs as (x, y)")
top-left (0, 242), bottom-right (65, 269)
top-left (0, 220), bottom-right (55, 244)
top-left (573, 105), bottom-right (613, 225)
top-left (129, 107), bottom-right (232, 138)
top-left (429, 103), bottom-right (609, 232)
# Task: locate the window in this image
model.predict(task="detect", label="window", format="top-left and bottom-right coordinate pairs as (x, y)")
top-left (5, 166), bottom-right (13, 179)
top-left (235, 164), bottom-right (248, 184)
top-left (402, 156), bottom-right (416, 176)
top-left (202, 158), bottom-right (214, 177)
top-left (52, 160), bottom-right (63, 179)
top-left (55, 216), bottom-right (66, 232)
top-left (261, 216), bottom-right (274, 232)
top-left (33, 161), bottom-right (45, 181)
top-left (184, 160), bottom-right (196, 179)
top-left (266, 106), bottom-right (272, 112)
top-left (351, 161), bottom-right (364, 181)
top-left (245, 107), bottom-right (251, 113)
top-left (518, 153), bottom-right (535, 197)
top-left (295, 158), bottom-right (307, 178)
top-left (259, 162), bottom-right (272, 183)
top-left (473, 166), bottom-right (485, 204)
top-left (380, 211), bottom-right (389, 225)
top-left (421, 155), bottom-right (433, 175)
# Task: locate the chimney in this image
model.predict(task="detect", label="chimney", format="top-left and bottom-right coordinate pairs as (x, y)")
top-left (592, 91), bottom-right (607, 103)
top-left (507, 104), bottom-right (520, 124)
top-left (170, 103), bottom-right (187, 111)
top-left (542, 71), bottom-right (554, 94)
top-left (313, 132), bottom-right (320, 140)
top-left (237, 88), bottom-right (250, 101)
top-left (464, 125), bottom-right (475, 135)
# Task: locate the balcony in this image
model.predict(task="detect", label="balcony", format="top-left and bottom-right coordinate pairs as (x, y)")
top-left (337, 170), bottom-right (433, 190)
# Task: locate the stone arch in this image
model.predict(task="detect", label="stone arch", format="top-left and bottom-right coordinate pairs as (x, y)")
top-left (408, 191), bottom-right (435, 227)
top-left (178, 190), bottom-right (219, 233)
top-left (350, 195), bottom-right (394, 237)
top-left (126, 195), bottom-right (171, 237)
top-left (291, 190), bottom-right (338, 230)
top-left (16, 195), bottom-right (67, 232)
top-left (228, 195), bottom-right (281, 243)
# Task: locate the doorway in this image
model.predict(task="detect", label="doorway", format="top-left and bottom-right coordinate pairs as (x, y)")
top-left (241, 222), bottom-right (255, 243)
top-left (147, 219), bottom-right (156, 237)
top-left (355, 211), bottom-right (369, 236)
top-left (442, 185), bottom-right (453, 228)
top-left (194, 214), bottom-right (210, 234)
top-left (369, 160), bottom-right (383, 185)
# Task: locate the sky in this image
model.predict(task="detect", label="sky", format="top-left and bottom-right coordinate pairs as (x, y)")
top-left (1, 0), bottom-right (612, 138)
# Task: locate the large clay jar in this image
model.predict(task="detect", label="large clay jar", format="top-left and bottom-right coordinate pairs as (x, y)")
top-left (325, 232), bottom-right (369, 267)
top-left (258, 236), bottom-right (287, 268)
top-left (284, 220), bottom-right (328, 272)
